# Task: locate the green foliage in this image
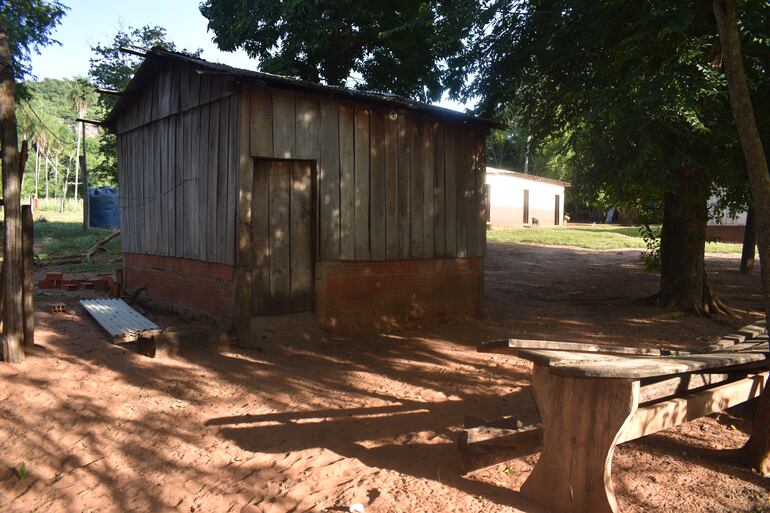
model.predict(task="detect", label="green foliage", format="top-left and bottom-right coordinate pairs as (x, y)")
top-left (199, 0), bottom-right (480, 102)
top-left (0, 0), bottom-right (67, 85)
top-left (17, 462), bottom-right (26, 481)
top-left (639, 224), bottom-right (662, 273)
top-left (17, 77), bottom-right (107, 199)
top-left (88, 25), bottom-right (202, 182)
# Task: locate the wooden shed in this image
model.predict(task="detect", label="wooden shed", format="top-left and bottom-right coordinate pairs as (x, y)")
top-left (103, 48), bottom-right (498, 337)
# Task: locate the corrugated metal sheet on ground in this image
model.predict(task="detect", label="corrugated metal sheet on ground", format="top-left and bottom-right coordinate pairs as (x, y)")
top-left (80, 298), bottom-right (159, 340)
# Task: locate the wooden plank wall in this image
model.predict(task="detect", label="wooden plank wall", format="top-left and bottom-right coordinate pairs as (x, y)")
top-left (117, 61), bottom-right (239, 265)
top-left (243, 84), bottom-right (488, 262)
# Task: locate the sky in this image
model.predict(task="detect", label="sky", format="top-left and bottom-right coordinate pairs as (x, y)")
top-left (29, 0), bottom-right (467, 111)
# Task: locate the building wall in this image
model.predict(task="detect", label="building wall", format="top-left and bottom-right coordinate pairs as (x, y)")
top-left (236, 84), bottom-right (490, 332)
top-left (486, 172), bottom-right (565, 227)
top-left (124, 254), bottom-right (235, 320)
top-left (314, 258), bottom-right (483, 331)
top-left (115, 61), bottom-right (240, 265)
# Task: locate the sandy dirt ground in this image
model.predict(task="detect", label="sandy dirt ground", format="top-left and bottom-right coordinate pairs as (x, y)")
top-left (1, 242), bottom-right (769, 513)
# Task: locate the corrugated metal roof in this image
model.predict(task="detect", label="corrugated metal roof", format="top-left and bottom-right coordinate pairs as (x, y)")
top-left (81, 298), bottom-right (160, 341)
top-left (103, 47), bottom-right (505, 130)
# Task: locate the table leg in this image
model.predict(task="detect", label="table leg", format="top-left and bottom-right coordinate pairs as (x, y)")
top-left (520, 364), bottom-right (640, 513)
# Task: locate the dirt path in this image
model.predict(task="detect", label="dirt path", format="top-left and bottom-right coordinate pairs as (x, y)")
top-left (0, 242), bottom-right (768, 512)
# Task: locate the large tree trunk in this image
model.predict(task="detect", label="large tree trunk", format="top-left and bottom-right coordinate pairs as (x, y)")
top-left (656, 165), bottom-right (733, 315)
top-left (714, 0), bottom-right (770, 475)
top-left (658, 166), bottom-right (707, 311)
top-left (0, 21), bottom-right (25, 363)
top-left (740, 206), bottom-right (756, 273)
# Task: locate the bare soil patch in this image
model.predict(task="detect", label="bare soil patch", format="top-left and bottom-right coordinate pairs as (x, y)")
top-left (1, 242), bottom-right (768, 512)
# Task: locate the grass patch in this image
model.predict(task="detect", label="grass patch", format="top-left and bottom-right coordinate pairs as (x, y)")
top-left (28, 209), bottom-right (122, 273)
top-left (488, 224), bottom-right (744, 254)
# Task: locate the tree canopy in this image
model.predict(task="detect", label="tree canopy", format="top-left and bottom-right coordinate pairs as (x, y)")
top-left (0, 0), bottom-right (66, 83)
top-left (199, 0), bottom-right (478, 102)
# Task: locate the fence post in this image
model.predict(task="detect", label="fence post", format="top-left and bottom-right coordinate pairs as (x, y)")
top-left (22, 204), bottom-right (34, 346)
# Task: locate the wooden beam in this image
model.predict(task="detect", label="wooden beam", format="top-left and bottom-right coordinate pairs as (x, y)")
top-left (479, 338), bottom-right (677, 357)
top-left (620, 372), bottom-right (768, 443)
top-left (119, 46), bottom-right (147, 57)
top-left (21, 205), bottom-right (34, 346)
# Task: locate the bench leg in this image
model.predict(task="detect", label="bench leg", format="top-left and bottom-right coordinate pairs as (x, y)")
top-left (520, 365), bottom-right (639, 513)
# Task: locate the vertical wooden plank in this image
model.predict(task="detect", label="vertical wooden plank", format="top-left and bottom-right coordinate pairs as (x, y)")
top-left (272, 89), bottom-right (295, 158)
top-left (421, 117), bottom-right (434, 258)
top-left (476, 133), bottom-right (488, 257)
top-left (434, 122), bottom-right (446, 256)
top-left (143, 125), bottom-right (151, 254)
top-left (385, 111), bottom-right (399, 259)
top-left (456, 127), bottom-right (469, 257)
top-left (369, 109), bottom-right (386, 260)
top-left (237, 91), bottom-right (253, 335)
top-left (290, 161), bottom-right (313, 310)
top-left (319, 97), bottom-right (340, 261)
top-left (354, 106), bottom-right (370, 260)
top-left (167, 115), bottom-right (176, 257)
top-left (249, 86), bottom-right (273, 157)
top-left (466, 130), bottom-right (479, 257)
top-left (206, 100), bottom-right (220, 261)
top-left (169, 63), bottom-right (181, 115)
top-left (269, 160), bottom-right (292, 311)
top-left (216, 99), bottom-right (229, 263)
top-left (338, 103), bottom-right (355, 260)
top-left (397, 110), bottom-right (411, 259)
top-left (250, 159), bottom-right (270, 316)
top-left (445, 123), bottom-right (458, 256)
top-left (185, 109), bottom-right (196, 258)
top-left (410, 116), bottom-right (424, 258)
top-left (225, 95), bottom-right (238, 265)
top-left (159, 119), bottom-right (168, 256)
top-left (196, 103), bottom-right (209, 259)
top-left (176, 114), bottom-right (186, 257)
top-left (155, 121), bottom-right (163, 254)
top-left (295, 94), bottom-right (320, 160)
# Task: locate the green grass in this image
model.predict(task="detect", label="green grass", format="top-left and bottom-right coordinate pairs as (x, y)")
top-left (32, 209), bottom-right (122, 272)
top-left (488, 224), bottom-right (745, 254)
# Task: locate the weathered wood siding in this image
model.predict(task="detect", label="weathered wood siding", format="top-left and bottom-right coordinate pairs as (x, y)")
top-left (241, 84), bottom-right (488, 262)
top-left (116, 61), bottom-right (239, 265)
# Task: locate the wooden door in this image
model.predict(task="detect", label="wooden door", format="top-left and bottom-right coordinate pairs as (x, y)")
top-left (554, 194), bottom-right (561, 226)
top-left (250, 159), bottom-right (314, 315)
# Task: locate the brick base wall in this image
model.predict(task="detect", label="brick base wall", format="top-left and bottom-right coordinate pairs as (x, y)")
top-left (315, 258), bottom-right (484, 331)
top-left (124, 254), bottom-right (235, 322)
top-left (706, 225), bottom-right (745, 244)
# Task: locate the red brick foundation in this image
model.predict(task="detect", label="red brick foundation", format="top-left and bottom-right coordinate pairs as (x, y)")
top-left (124, 254), bottom-right (235, 321)
top-left (315, 258), bottom-right (484, 331)
top-left (705, 225), bottom-right (745, 244)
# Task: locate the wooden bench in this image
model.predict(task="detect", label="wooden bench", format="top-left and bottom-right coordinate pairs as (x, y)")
top-left (464, 322), bottom-right (768, 513)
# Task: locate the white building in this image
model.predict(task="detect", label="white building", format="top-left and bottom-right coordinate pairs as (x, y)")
top-left (485, 167), bottom-right (569, 227)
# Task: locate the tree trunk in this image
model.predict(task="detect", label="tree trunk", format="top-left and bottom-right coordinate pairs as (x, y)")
top-left (658, 166), bottom-right (707, 311)
top-left (44, 152), bottom-right (49, 201)
top-left (34, 142), bottom-right (39, 198)
top-left (60, 157), bottom-right (70, 212)
top-left (740, 207), bottom-right (756, 273)
top-left (81, 121), bottom-right (89, 231)
top-left (0, 21), bottom-right (25, 363)
top-left (74, 127), bottom-right (80, 202)
top-left (714, 0), bottom-right (770, 475)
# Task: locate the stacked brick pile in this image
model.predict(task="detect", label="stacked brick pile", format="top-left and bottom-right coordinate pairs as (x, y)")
top-left (38, 272), bottom-right (115, 293)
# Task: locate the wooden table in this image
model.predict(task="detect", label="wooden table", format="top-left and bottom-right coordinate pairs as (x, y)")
top-left (514, 348), bottom-right (768, 513)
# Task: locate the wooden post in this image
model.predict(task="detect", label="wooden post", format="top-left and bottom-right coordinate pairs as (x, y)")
top-left (22, 205), bottom-right (34, 346)
top-left (81, 119), bottom-right (89, 231)
top-left (740, 207), bottom-right (756, 273)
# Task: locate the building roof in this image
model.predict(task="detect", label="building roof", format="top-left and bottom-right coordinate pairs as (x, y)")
top-left (486, 166), bottom-right (570, 187)
top-left (103, 47), bottom-right (504, 130)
